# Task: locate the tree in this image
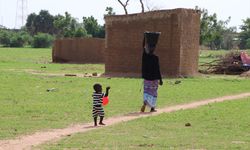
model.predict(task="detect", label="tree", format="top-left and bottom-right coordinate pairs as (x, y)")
top-left (105, 7), bottom-right (116, 15)
top-left (95, 25), bottom-right (105, 38)
top-left (200, 9), bottom-right (218, 48)
top-left (83, 16), bottom-right (104, 38)
top-left (222, 27), bottom-right (238, 50)
top-left (239, 18), bottom-right (250, 49)
top-left (199, 8), bottom-right (235, 50)
top-left (25, 10), bottom-right (55, 35)
top-left (54, 12), bottom-right (85, 38)
top-left (26, 13), bottom-right (37, 35)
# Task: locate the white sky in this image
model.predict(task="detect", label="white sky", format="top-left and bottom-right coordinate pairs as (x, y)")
top-left (0, 0), bottom-right (250, 31)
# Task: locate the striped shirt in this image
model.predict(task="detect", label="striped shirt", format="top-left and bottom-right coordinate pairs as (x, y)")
top-left (92, 92), bottom-right (104, 106)
top-left (92, 92), bottom-right (105, 117)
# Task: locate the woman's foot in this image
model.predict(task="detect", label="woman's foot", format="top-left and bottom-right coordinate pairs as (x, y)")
top-left (99, 122), bottom-right (106, 125)
top-left (140, 104), bottom-right (146, 112)
top-left (150, 108), bottom-right (157, 112)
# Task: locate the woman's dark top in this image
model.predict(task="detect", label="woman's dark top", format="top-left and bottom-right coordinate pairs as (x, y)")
top-left (142, 51), bottom-right (162, 81)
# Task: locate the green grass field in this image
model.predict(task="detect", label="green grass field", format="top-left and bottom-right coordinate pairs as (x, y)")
top-left (199, 50), bottom-right (229, 64)
top-left (40, 98), bottom-right (250, 149)
top-left (0, 48), bottom-right (104, 74)
top-left (0, 48), bottom-right (250, 149)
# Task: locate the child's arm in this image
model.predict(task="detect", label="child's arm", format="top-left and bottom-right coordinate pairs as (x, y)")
top-left (104, 86), bottom-right (110, 97)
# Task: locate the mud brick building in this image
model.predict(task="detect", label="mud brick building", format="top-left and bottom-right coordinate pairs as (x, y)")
top-left (52, 38), bottom-right (105, 64)
top-left (104, 8), bottom-right (200, 77)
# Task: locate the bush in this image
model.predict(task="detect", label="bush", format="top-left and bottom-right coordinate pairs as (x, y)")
top-left (74, 28), bottom-right (87, 37)
top-left (19, 31), bottom-right (33, 45)
top-left (246, 38), bottom-right (250, 49)
top-left (0, 30), bottom-right (11, 47)
top-left (9, 35), bottom-right (25, 47)
top-left (32, 33), bottom-right (54, 48)
top-left (0, 29), bottom-right (32, 47)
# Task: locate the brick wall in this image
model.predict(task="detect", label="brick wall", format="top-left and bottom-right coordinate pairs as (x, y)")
top-left (52, 38), bottom-right (105, 64)
top-left (105, 8), bottom-right (200, 77)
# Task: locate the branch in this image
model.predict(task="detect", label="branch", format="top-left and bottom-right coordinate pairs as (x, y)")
top-left (139, 0), bottom-right (144, 13)
top-left (117, 0), bottom-right (129, 15)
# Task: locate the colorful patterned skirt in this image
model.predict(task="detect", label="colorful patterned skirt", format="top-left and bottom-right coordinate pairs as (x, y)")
top-left (143, 80), bottom-right (158, 108)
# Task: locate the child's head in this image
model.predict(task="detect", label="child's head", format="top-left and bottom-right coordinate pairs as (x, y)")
top-left (93, 83), bottom-right (102, 93)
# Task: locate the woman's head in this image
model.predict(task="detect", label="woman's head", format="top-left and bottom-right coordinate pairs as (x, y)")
top-left (143, 32), bottom-right (161, 54)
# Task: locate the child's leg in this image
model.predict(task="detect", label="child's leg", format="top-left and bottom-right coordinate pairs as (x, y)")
top-left (99, 116), bottom-right (105, 125)
top-left (93, 108), bottom-right (98, 126)
top-left (99, 107), bottom-right (105, 125)
top-left (94, 117), bottom-right (98, 126)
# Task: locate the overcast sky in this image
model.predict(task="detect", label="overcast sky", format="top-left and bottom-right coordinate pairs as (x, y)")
top-left (0, 0), bottom-right (250, 30)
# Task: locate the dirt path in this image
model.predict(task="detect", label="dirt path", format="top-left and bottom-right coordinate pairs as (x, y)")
top-left (1, 92), bottom-right (250, 150)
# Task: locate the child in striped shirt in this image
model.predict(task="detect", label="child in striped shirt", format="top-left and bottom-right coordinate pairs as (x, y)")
top-left (92, 83), bottom-right (110, 126)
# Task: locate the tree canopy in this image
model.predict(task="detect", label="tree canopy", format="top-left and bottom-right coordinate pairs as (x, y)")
top-left (239, 18), bottom-right (250, 49)
top-left (199, 8), bottom-right (237, 50)
top-left (25, 10), bottom-right (104, 39)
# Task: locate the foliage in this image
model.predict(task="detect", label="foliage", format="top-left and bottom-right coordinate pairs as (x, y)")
top-left (32, 33), bottom-right (54, 48)
top-left (221, 27), bottom-right (238, 50)
top-left (199, 8), bottom-right (237, 50)
top-left (9, 34), bottom-right (25, 47)
top-left (54, 12), bottom-right (79, 38)
top-left (105, 7), bottom-right (116, 15)
top-left (239, 18), bottom-right (250, 49)
top-left (25, 9), bottom-right (107, 39)
top-left (25, 13), bottom-right (37, 35)
top-left (83, 16), bottom-right (105, 38)
top-left (0, 29), bottom-right (11, 47)
top-left (26, 10), bottom-right (56, 35)
top-left (74, 28), bottom-right (88, 37)
top-left (0, 29), bottom-right (32, 47)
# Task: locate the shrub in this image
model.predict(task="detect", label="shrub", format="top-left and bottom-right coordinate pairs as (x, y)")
top-left (0, 29), bottom-right (32, 47)
top-left (0, 30), bottom-right (11, 47)
top-left (32, 33), bottom-right (54, 48)
top-left (74, 28), bottom-right (87, 37)
top-left (246, 38), bottom-right (250, 49)
top-left (9, 35), bottom-right (25, 47)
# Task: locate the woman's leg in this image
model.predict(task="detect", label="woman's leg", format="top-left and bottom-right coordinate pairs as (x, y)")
top-left (140, 102), bottom-right (146, 112)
